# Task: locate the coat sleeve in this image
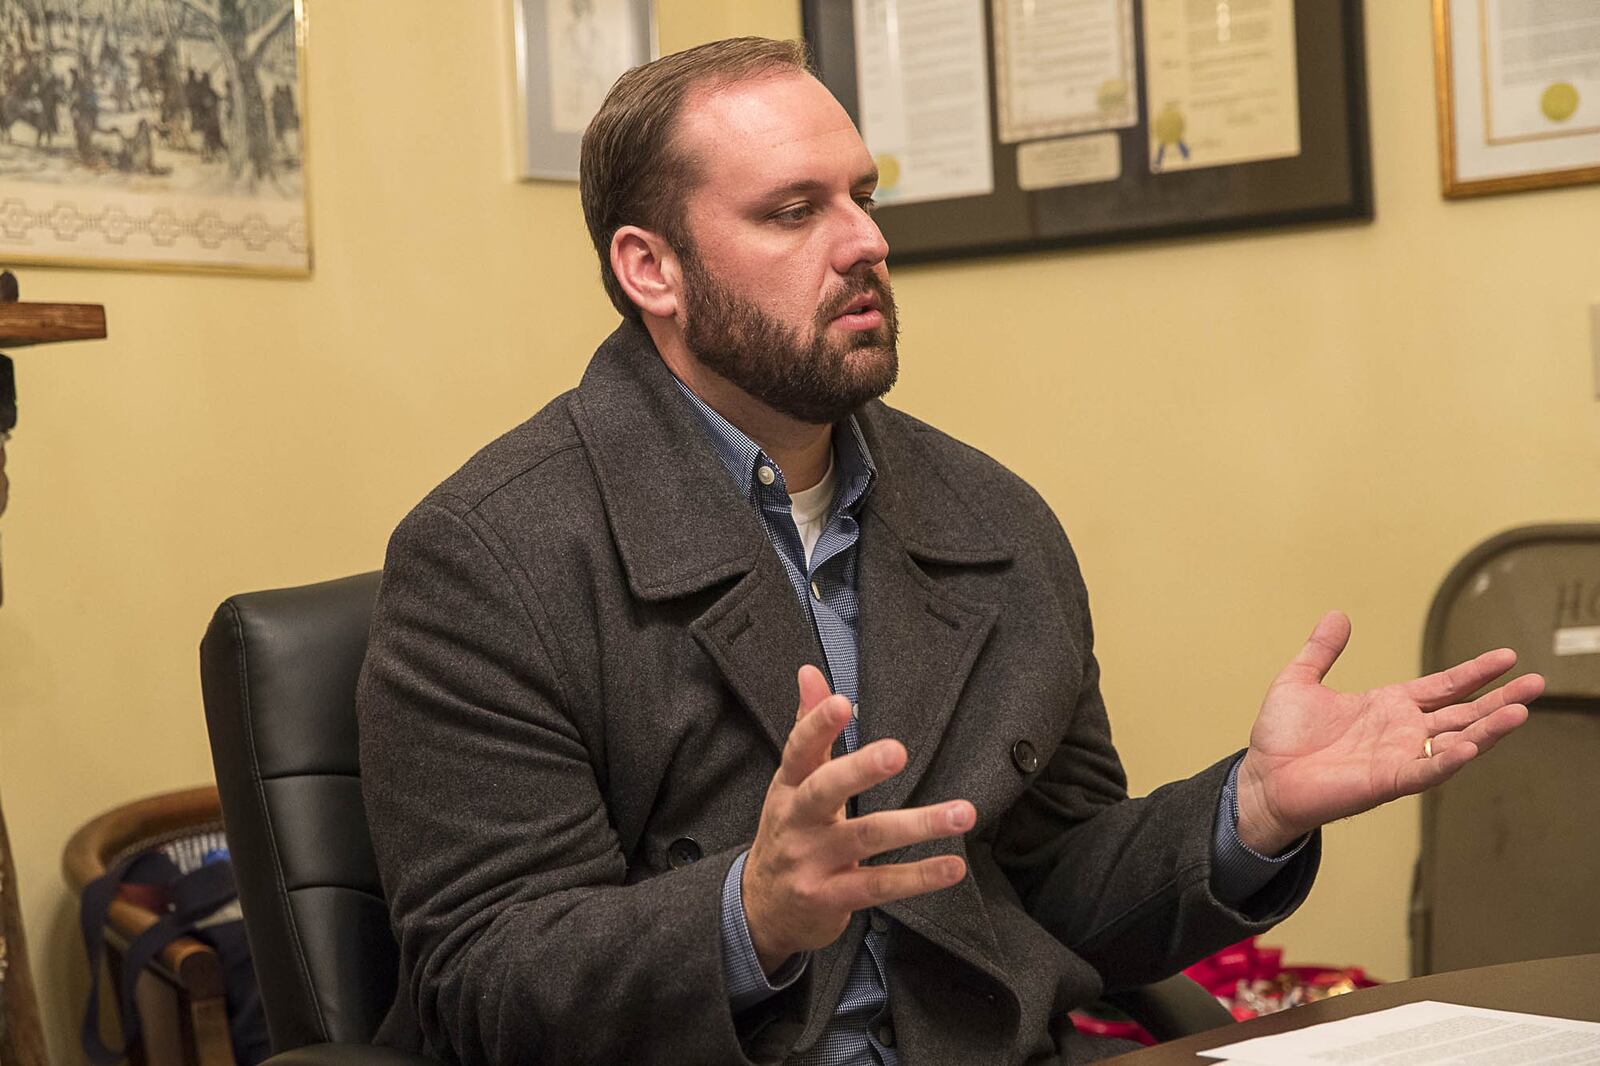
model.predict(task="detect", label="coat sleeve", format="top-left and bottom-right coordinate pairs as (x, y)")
top-left (357, 498), bottom-right (776, 1065)
top-left (991, 525), bottom-right (1321, 994)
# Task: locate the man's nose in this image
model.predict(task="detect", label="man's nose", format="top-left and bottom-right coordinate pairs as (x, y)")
top-left (832, 201), bottom-right (889, 275)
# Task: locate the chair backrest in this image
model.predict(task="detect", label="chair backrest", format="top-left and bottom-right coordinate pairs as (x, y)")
top-left (1411, 524), bottom-right (1600, 975)
top-left (200, 571), bottom-right (394, 1052)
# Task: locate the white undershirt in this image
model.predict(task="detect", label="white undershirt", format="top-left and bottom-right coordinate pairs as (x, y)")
top-left (787, 449), bottom-right (837, 570)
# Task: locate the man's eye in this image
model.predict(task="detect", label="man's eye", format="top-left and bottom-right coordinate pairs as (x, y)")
top-left (773, 204), bottom-right (812, 224)
top-left (856, 195), bottom-right (879, 214)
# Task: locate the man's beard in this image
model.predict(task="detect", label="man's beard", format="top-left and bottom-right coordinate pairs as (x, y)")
top-left (679, 246), bottom-right (900, 426)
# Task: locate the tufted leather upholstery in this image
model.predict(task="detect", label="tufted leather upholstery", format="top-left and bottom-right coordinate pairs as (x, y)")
top-left (200, 572), bottom-right (426, 1062)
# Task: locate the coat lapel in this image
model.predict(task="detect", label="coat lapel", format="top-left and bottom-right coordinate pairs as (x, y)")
top-left (851, 401), bottom-right (1012, 815)
top-left (854, 514), bottom-right (1001, 814)
top-left (568, 320), bottom-right (821, 757)
top-left (687, 556), bottom-right (822, 756)
top-left (848, 403), bottom-right (1015, 976)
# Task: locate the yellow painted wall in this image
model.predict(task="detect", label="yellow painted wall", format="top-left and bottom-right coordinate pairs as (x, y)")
top-left (0, 1), bottom-right (1594, 1060)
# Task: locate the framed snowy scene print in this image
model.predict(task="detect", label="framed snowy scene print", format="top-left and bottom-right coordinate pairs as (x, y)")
top-left (0, 0), bottom-right (309, 276)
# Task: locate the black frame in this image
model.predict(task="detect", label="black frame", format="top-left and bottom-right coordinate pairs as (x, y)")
top-left (802, 0), bottom-right (1373, 265)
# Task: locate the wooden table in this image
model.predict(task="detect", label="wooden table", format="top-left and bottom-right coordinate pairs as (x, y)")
top-left (1101, 953), bottom-right (1600, 1064)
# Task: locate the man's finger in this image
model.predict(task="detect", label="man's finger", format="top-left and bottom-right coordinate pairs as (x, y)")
top-left (776, 694), bottom-right (852, 788)
top-left (795, 664), bottom-right (834, 722)
top-left (1396, 738), bottom-right (1478, 795)
top-left (1404, 648), bottom-right (1520, 711)
top-left (823, 801), bottom-right (976, 865)
top-left (824, 855), bottom-right (968, 912)
top-left (1425, 672), bottom-right (1543, 732)
top-left (1273, 611), bottom-right (1352, 687)
top-left (1430, 702), bottom-right (1530, 760)
top-left (791, 739), bottom-right (906, 823)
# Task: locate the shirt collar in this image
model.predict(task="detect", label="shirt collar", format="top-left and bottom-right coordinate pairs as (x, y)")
top-left (670, 374), bottom-right (876, 515)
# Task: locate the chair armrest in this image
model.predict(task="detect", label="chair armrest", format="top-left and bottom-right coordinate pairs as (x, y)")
top-left (1102, 973), bottom-right (1234, 1042)
top-left (62, 785), bottom-right (229, 994)
top-left (265, 1044), bottom-right (438, 1066)
top-left (100, 897), bottom-right (226, 998)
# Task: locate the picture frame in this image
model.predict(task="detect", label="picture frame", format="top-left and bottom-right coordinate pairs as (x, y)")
top-left (0, 0), bottom-right (310, 277)
top-left (1433, 0), bottom-right (1600, 199)
top-left (802, 0), bottom-right (1373, 266)
top-left (513, 0), bottom-right (657, 182)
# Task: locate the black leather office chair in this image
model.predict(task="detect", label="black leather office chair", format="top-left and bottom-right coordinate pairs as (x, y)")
top-left (200, 573), bottom-right (1230, 1064)
top-left (201, 571), bottom-right (429, 1066)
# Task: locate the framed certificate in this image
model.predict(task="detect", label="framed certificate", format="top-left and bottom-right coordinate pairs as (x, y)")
top-left (1434, 0), bottom-right (1600, 198)
top-left (513, 0), bottom-right (658, 181)
top-left (803, 0), bottom-right (1373, 265)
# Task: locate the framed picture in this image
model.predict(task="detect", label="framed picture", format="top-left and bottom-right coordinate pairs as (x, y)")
top-left (0, 0), bottom-right (309, 276)
top-left (802, 0), bottom-right (1372, 265)
top-left (513, 0), bottom-right (657, 181)
top-left (1433, 0), bottom-right (1600, 199)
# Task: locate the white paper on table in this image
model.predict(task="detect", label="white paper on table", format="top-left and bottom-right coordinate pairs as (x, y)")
top-left (992, 0), bottom-right (1138, 143)
top-left (1482, 0), bottom-right (1600, 144)
top-left (1201, 1000), bottom-right (1600, 1065)
top-left (852, 0), bottom-right (994, 205)
top-left (1141, 0), bottom-right (1300, 174)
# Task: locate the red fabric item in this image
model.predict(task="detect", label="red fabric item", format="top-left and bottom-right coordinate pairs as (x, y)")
top-left (1070, 937), bottom-right (1380, 1045)
top-left (116, 883), bottom-right (171, 913)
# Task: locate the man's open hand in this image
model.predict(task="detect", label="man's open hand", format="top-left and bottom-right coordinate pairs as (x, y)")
top-left (1236, 611), bottom-right (1544, 854)
top-left (742, 665), bottom-right (974, 975)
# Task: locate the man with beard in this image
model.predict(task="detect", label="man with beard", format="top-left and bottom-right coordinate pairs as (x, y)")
top-left (356, 37), bottom-right (1540, 1066)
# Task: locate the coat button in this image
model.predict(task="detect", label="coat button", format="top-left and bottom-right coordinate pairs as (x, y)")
top-left (1011, 739), bottom-right (1039, 774)
top-left (875, 1022), bottom-right (896, 1048)
top-left (667, 837), bottom-right (702, 868)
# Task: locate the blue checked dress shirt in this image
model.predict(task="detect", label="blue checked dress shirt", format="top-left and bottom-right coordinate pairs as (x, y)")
top-left (671, 378), bottom-right (1305, 1065)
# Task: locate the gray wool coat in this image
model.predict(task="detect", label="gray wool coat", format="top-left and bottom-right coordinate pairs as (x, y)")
top-left (356, 319), bottom-right (1318, 1066)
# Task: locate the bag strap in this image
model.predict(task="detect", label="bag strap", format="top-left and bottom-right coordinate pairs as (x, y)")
top-left (117, 860), bottom-right (239, 1038)
top-left (79, 851), bottom-right (175, 1066)
top-left (79, 854), bottom-right (237, 1066)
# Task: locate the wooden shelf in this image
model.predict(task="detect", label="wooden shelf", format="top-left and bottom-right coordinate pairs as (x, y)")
top-left (0, 303), bottom-right (107, 348)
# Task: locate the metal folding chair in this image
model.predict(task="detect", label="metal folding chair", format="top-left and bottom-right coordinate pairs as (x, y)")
top-left (1410, 524), bottom-right (1600, 975)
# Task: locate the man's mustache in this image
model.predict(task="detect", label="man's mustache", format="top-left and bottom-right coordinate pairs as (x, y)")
top-left (819, 273), bottom-right (896, 322)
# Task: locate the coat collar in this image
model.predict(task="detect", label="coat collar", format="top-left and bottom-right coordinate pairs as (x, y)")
top-left (569, 319), bottom-right (766, 602)
top-left (568, 318), bottom-right (1012, 605)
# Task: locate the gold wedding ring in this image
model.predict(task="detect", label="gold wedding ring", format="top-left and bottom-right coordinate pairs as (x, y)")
top-left (1423, 736), bottom-right (1434, 759)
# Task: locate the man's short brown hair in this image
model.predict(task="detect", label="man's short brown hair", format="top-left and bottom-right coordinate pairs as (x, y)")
top-left (579, 36), bottom-right (812, 321)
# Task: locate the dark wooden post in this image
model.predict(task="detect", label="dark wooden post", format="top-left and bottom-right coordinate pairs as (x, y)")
top-left (0, 272), bottom-right (107, 1066)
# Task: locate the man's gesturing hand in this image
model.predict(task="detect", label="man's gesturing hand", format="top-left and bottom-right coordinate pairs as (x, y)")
top-left (1236, 611), bottom-right (1544, 855)
top-left (742, 666), bottom-right (974, 975)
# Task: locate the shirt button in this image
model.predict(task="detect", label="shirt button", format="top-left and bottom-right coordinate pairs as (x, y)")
top-left (870, 911), bottom-right (890, 935)
top-left (810, 579), bottom-right (822, 600)
top-left (851, 702), bottom-right (860, 719)
top-left (666, 837), bottom-right (702, 868)
top-left (875, 1022), bottom-right (896, 1048)
top-left (1011, 739), bottom-right (1040, 774)
top-left (757, 465), bottom-right (776, 486)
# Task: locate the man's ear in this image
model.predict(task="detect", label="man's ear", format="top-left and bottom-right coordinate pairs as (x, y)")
top-left (610, 225), bottom-right (680, 320)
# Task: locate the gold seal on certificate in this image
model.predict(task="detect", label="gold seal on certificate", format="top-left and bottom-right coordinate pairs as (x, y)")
top-left (1141, 0), bottom-right (1302, 174)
